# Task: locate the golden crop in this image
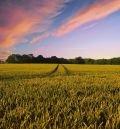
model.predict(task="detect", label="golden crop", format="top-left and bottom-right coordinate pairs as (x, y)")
top-left (0, 64), bottom-right (120, 129)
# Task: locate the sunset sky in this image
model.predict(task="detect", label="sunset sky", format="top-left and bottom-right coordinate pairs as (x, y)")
top-left (0, 0), bottom-right (120, 60)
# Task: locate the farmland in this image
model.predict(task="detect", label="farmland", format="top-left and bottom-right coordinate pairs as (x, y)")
top-left (0, 64), bottom-right (120, 129)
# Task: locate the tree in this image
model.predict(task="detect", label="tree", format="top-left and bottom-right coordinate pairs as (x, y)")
top-left (110, 58), bottom-right (120, 65)
top-left (85, 58), bottom-right (95, 64)
top-left (6, 54), bottom-right (18, 63)
top-left (6, 54), bottom-right (120, 64)
top-left (94, 59), bottom-right (109, 64)
top-left (50, 56), bottom-right (59, 63)
top-left (36, 55), bottom-right (44, 63)
top-left (6, 54), bottom-right (34, 63)
top-left (74, 57), bottom-right (85, 64)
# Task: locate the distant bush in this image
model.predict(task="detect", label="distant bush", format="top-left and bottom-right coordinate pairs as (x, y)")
top-left (6, 54), bottom-right (120, 64)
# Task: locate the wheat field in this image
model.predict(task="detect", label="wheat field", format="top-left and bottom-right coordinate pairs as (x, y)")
top-left (0, 64), bottom-right (120, 129)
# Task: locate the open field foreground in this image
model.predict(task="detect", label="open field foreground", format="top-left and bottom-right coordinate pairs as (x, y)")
top-left (0, 64), bottom-right (120, 129)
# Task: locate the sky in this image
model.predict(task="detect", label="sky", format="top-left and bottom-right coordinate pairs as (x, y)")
top-left (0, 0), bottom-right (120, 60)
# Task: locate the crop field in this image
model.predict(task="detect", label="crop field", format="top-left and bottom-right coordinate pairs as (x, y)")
top-left (0, 64), bottom-right (120, 129)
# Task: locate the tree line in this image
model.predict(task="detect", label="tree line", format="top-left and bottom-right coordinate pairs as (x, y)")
top-left (4, 54), bottom-right (120, 64)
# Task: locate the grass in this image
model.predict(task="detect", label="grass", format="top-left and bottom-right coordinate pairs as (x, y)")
top-left (0, 64), bottom-right (120, 129)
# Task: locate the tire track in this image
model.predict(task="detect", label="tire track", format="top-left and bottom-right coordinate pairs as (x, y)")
top-left (61, 64), bottom-right (71, 76)
top-left (45, 64), bottom-right (59, 77)
top-left (1, 64), bottom-right (71, 81)
top-left (2, 64), bottom-right (59, 81)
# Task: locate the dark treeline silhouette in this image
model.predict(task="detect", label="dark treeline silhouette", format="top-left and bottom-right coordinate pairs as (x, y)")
top-left (5, 54), bottom-right (120, 64)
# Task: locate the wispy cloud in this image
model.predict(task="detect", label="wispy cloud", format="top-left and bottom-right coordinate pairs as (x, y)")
top-left (0, 0), bottom-right (72, 59)
top-left (82, 23), bottom-right (98, 30)
top-left (54, 0), bottom-right (120, 36)
top-left (0, 0), bottom-right (71, 48)
top-left (0, 0), bottom-right (120, 59)
top-left (0, 50), bottom-right (11, 60)
top-left (31, 32), bottom-right (50, 44)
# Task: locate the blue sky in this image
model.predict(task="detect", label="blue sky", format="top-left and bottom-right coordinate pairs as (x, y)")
top-left (0, 0), bottom-right (120, 59)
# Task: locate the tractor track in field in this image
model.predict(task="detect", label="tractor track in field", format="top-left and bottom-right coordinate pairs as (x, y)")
top-left (1, 64), bottom-right (60, 81)
top-left (44, 64), bottom-right (71, 77)
top-left (61, 64), bottom-right (71, 76)
top-left (1, 64), bottom-right (71, 81)
top-left (44, 64), bottom-right (59, 77)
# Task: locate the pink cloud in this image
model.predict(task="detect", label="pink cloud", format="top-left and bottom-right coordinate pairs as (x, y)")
top-left (54, 0), bottom-right (120, 36)
top-left (0, 0), bottom-right (120, 60)
top-left (0, 0), bottom-right (70, 48)
top-left (0, 50), bottom-right (11, 60)
top-left (31, 33), bottom-right (50, 43)
top-left (82, 23), bottom-right (98, 30)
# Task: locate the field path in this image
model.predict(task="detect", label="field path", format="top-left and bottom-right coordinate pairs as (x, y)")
top-left (1, 64), bottom-right (71, 80)
top-left (45, 64), bottom-right (71, 77)
top-left (46, 64), bottom-right (59, 76)
top-left (61, 64), bottom-right (71, 75)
